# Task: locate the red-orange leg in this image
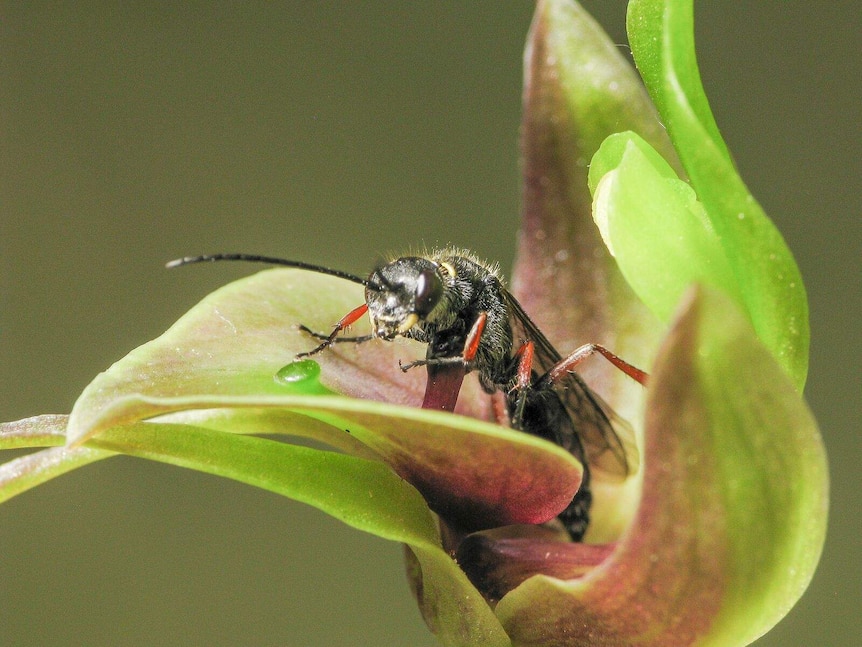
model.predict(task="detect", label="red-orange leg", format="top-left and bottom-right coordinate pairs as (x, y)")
top-left (548, 343), bottom-right (648, 386)
top-left (462, 312), bottom-right (488, 363)
top-left (296, 303), bottom-right (369, 357)
top-left (509, 340), bottom-right (536, 424)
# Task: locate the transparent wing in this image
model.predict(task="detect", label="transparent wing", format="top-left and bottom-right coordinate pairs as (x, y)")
top-left (502, 292), bottom-right (638, 479)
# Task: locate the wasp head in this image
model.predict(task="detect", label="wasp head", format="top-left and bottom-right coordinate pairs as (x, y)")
top-left (365, 257), bottom-right (444, 339)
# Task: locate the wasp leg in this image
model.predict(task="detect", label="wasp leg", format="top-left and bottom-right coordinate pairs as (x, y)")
top-left (299, 325), bottom-right (374, 345)
top-left (547, 343), bottom-right (648, 386)
top-left (400, 312), bottom-right (488, 374)
top-left (508, 340), bottom-right (535, 427)
top-left (399, 356), bottom-right (463, 373)
top-left (295, 303), bottom-right (370, 357)
top-left (461, 311), bottom-right (487, 364)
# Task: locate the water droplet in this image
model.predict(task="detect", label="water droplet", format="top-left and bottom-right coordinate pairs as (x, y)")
top-left (274, 359), bottom-right (321, 385)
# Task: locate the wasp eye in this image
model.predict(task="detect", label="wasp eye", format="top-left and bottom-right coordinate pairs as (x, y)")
top-left (414, 268), bottom-right (443, 316)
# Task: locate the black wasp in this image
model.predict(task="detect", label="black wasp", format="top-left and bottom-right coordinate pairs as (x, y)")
top-left (168, 248), bottom-right (647, 540)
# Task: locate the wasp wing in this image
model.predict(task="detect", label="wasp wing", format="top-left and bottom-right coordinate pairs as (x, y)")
top-left (502, 291), bottom-right (638, 480)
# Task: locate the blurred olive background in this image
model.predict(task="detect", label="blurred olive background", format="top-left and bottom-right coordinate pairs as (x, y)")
top-left (2, 2), bottom-right (858, 645)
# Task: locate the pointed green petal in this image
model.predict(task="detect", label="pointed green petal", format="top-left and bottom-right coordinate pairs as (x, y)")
top-left (91, 422), bottom-right (442, 544)
top-left (627, 0), bottom-right (809, 388)
top-left (0, 413), bottom-right (71, 449)
top-left (493, 287), bottom-right (827, 646)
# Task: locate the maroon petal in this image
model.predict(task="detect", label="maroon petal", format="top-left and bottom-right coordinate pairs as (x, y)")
top-left (512, 0), bottom-right (672, 409)
top-left (457, 526), bottom-right (614, 603)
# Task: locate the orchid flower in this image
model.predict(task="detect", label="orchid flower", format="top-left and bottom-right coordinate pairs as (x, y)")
top-left (1, 1), bottom-right (826, 645)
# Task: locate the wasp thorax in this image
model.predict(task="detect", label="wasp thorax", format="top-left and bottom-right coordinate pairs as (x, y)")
top-left (365, 257), bottom-right (444, 339)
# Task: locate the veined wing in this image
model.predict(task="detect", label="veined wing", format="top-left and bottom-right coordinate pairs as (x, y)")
top-left (502, 291), bottom-right (639, 479)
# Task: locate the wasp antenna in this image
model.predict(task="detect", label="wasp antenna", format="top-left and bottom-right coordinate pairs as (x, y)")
top-left (165, 253), bottom-right (370, 287)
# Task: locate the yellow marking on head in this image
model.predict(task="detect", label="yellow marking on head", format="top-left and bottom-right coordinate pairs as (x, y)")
top-left (440, 261), bottom-right (457, 278)
top-left (397, 313), bottom-right (419, 334)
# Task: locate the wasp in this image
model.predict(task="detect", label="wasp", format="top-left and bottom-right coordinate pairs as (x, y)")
top-left (168, 249), bottom-right (647, 540)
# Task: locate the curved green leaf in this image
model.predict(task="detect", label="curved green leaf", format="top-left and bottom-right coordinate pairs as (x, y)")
top-left (406, 546), bottom-right (512, 647)
top-left (493, 286), bottom-right (827, 646)
top-left (626, 0), bottom-right (809, 388)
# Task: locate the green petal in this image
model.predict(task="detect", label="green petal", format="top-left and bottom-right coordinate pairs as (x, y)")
top-left (66, 267), bottom-right (484, 443)
top-left (626, 0), bottom-right (809, 389)
top-left (0, 415), bottom-right (112, 503)
top-left (66, 269), bottom-right (583, 531)
top-left (591, 132), bottom-right (742, 322)
top-left (1, 415), bottom-right (509, 646)
top-left (493, 287), bottom-right (827, 646)
top-left (68, 268), bottom-right (425, 444)
top-left (93, 422), bottom-right (443, 544)
top-left (164, 400), bottom-right (584, 531)
top-left (0, 413), bottom-right (73, 449)
top-left (405, 546), bottom-right (512, 647)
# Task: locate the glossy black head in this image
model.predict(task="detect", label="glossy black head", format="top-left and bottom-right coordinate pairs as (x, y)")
top-left (365, 257), bottom-right (444, 339)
